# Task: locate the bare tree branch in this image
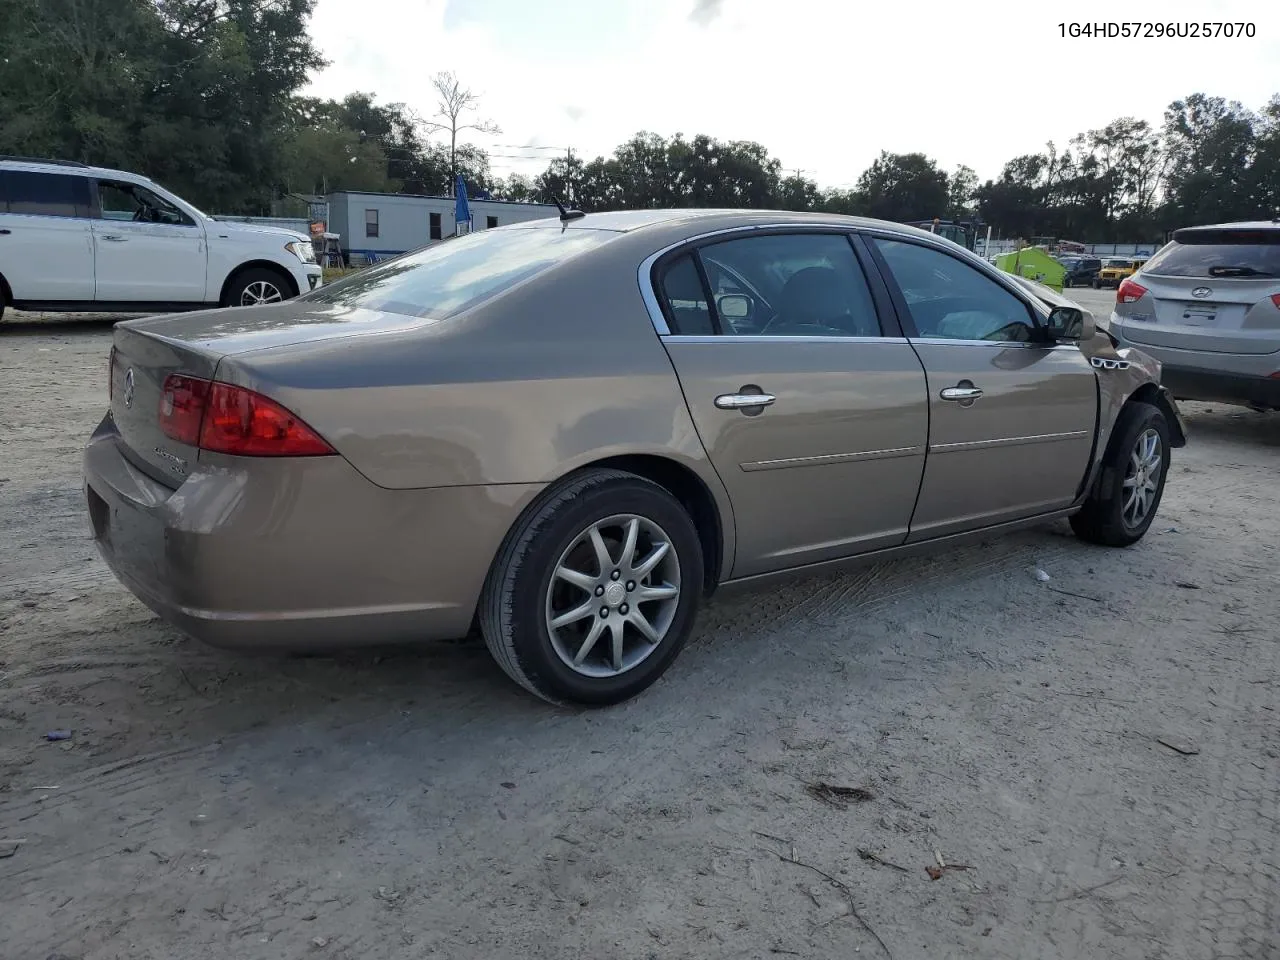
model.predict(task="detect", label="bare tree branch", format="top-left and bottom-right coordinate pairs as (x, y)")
top-left (419, 70), bottom-right (501, 190)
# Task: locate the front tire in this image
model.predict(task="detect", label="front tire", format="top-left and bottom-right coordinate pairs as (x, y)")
top-left (479, 469), bottom-right (705, 706)
top-left (222, 267), bottom-right (293, 308)
top-left (1071, 401), bottom-right (1170, 547)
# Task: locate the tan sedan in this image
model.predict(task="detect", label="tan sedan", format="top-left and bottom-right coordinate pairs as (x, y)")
top-left (84, 210), bottom-right (1186, 705)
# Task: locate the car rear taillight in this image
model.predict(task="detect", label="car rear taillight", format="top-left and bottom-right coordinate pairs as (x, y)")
top-left (159, 375), bottom-right (212, 445)
top-left (1117, 279), bottom-right (1147, 304)
top-left (158, 375), bottom-right (334, 457)
top-left (1271, 293), bottom-right (1280, 309)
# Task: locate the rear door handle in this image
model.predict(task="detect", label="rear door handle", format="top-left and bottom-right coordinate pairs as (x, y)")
top-left (100, 235), bottom-right (127, 242)
top-left (715, 392), bottom-right (776, 410)
top-left (0, 229), bottom-right (11, 235)
top-left (940, 386), bottom-right (983, 402)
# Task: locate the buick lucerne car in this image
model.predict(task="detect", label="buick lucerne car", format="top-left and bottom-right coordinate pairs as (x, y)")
top-left (84, 210), bottom-right (1186, 706)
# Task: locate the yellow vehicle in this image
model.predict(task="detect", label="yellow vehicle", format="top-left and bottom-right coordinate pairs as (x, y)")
top-left (1093, 256), bottom-right (1147, 289)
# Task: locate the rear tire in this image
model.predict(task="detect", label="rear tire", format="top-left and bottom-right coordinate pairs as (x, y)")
top-left (222, 266), bottom-right (293, 308)
top-left (1071, 401), bottom-right (1170, 547)
top-left (479, 469), bottom-right (704, 706)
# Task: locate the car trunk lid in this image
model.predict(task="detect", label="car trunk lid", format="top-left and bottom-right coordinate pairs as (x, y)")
top-left (110, 324), bottom-right (221, 487)
top-left (109, 303), bottom-right (429, 484)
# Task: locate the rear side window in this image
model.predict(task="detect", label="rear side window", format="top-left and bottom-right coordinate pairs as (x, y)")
top-left (0, 170), bottom-right (90, 218)
top-left (658, 255), bottom-right (715, 335)
top-left (305, 226), bottom-right (614, 319)
top-left (696, 233), bottom-right (882, 337)
top-left (1143, 233), bottom-right (1280, 278)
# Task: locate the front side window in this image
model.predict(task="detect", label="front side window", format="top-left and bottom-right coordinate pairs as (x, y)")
top-left (693, 233), bottom-right (882, 337)
top-left (305, 225), bottom-right (616, 319)
top-left (365, 208), bottom-right (379, 238)
top-left (97, 181), bottom-right (193, 226)
top-left (0, 171), bottom-right (89, 218)
top-left (872, 238), bottom-right (1038, 342)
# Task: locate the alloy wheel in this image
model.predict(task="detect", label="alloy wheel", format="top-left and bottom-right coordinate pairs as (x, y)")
top-left (240, 280), bottom-right (284, 306)
top-left (544, 514), bottom-right (682, 678)
top-left (1122, 428), bottom-right (1162, 528)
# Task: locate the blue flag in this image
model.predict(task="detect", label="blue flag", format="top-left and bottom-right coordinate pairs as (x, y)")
top-left (454, 174), bottom-right (471, 228)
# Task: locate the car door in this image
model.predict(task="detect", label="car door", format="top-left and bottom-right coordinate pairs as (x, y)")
top-left (91, 179), bottom-right (207, 303)
top-left (653, 230), bottom-right (930, 578)
top-left (866, 234), bottom-right (1098, 542)
top-left (0, 169), bottom-right (94, 302)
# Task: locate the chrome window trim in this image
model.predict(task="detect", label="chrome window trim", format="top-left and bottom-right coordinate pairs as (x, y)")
top-left (638, 222), bottom-right (886, 337)
top-left (660, 334), bottom-right (910, 345)
top-left (636, 221), bottom-right (1063, 346)
top-left (909, 337), bottom-right (1081, 351)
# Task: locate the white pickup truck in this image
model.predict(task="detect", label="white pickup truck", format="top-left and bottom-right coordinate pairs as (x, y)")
top-left (0, 157), bottom-right (322, 319)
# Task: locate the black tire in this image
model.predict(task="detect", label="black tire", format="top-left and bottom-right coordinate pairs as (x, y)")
top-left (1092, 278), bottom-right (1101, 289)
top-left (479, 469), bottom-right (705, 706)
top-left (1071, 401), bottom-right (1170, 547)
top-left (221, 266), bottom-right (294, 308)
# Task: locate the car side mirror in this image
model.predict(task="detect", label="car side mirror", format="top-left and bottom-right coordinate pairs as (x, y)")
top-left (716, 294), bottom-right (754, 322)
top-left (1045, 305), bottom-right (1093, 342)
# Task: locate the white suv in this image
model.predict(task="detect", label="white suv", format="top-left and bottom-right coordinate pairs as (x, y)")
top-left (0, 157), bottom-right (322, 319)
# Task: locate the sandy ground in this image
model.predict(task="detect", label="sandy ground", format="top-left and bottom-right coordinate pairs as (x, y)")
top-left (2, 296), bottom-right (1278, 960)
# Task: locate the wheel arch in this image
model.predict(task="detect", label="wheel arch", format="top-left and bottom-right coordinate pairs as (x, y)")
top-left (587, 454), bottom-right (727, 596)
top-left (0, 270), bottom-right (13, 312)
top-left (1128, 383), bottom-right (1187, 447)
top-left (219, 260), bottom-right (299, 304)
top-left (482, 454), bottom-right (729, 607)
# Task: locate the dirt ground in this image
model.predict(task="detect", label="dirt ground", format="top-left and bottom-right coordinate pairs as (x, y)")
top-left (2, 298), bottom-right (1278, 960)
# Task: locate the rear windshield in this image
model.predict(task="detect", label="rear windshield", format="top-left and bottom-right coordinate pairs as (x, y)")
top-left (1144, 233), bottom-right (1280, 279)
top-left (304, 227), bottom-right (616, 318)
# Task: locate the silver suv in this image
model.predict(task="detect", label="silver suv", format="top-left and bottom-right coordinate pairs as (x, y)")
top-left (1109, 221), bottom-right (1280, 411)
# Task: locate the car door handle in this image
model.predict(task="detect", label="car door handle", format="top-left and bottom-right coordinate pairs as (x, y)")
top-left (940, 386), bottom-right (983, 402)
top-left (0, 229), bottom-right (11, 236)
top-left (715, 392), bottom-right (776, 410)
top-left (100, 235), bottom-right (128, 242)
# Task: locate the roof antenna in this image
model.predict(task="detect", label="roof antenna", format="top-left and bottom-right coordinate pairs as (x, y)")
top-left (553, 196), bottom-right (586, 222)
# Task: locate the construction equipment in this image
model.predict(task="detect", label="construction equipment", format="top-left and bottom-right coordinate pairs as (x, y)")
top-left (904, 218), bottom-right (983, 251)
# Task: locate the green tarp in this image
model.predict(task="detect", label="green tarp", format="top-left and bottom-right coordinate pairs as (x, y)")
top-left (994, 248), bottom-right (1065, 291)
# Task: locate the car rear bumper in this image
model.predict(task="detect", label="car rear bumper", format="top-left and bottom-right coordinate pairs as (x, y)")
top-left (1108, 328), bottom-right (1280, 408)
top-left (83, 413), bottom-right (542, 650)
top-left (1160, 367), bottom-right (1280, 409)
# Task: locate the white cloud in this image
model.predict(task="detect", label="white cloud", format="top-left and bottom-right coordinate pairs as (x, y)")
top-left (307, 0), bottom-right (1280, 188)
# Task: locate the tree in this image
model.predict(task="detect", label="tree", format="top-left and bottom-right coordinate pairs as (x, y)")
top-left (778, 173), bottom-right (822, 211)
top-left (852, 151), bottom-right (950, 222)
top-left (947, 165), bottom-right (978, 220)
top-left (0, 0), bottom-right (325, 212)
top-left (418, 71), bottom-right (501, 192)
top-left (1162, 93), bottom-right (1259, 226)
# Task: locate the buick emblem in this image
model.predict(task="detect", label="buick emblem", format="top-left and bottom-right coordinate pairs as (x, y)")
top-left (1191, 286), bottom-right (1212, 299)
top-left (122, 368), bottom-right (135, 409)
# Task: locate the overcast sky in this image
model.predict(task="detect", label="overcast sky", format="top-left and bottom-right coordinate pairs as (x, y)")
top-left (306, 0), bottom-right (1279, 188)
